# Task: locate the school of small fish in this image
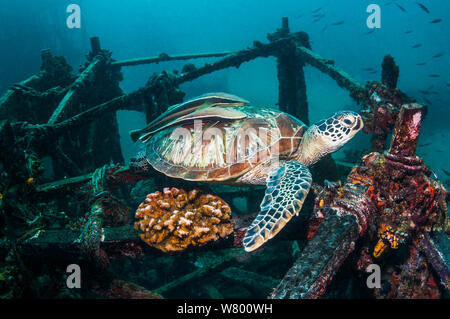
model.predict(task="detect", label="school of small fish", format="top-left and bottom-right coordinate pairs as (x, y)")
top-left (293, 2), bottom-right (447, 107)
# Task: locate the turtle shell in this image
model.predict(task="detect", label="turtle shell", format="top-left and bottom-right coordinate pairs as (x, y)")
top-left (145, 106), bottom-right (306, 182)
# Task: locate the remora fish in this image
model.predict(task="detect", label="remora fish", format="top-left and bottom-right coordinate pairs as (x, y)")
top-left (130, 92), bottom-right (249, 142)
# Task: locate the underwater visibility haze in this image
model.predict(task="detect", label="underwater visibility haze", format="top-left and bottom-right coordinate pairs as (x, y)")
top-left (0, 0), bottom-right (449, 300)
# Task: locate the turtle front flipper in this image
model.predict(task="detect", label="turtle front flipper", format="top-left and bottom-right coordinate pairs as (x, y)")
top-left (243, 161), bottom-right (312, 252)
top-left (130, 92), bottom-right (249, 142)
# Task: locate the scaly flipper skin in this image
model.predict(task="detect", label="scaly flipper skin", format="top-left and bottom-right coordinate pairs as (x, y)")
top-left (243, 161), bottom-right (312, 252)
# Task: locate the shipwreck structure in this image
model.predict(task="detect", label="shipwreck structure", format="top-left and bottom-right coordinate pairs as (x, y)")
top-left (0, 18), bottom-right (448, 299)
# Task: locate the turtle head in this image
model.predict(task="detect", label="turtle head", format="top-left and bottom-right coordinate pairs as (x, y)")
top-left (296, 111), bottom-right (363, 165)
top-left (316, 110), bottom-right (363, 150)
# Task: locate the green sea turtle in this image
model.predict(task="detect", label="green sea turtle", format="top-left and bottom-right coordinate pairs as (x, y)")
top-left (130, 93), bottom-right (363, 251)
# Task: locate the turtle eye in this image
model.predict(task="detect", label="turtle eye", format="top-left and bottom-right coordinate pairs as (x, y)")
top-left (343, 118), bottom-right (353, 125)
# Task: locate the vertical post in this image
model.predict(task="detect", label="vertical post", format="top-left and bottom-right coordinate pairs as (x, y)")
top-left (281, 17), bottom-right (290, 34)
top-left (388, 103), bottom-right (422, 157)
top-left (276, 17), bottom-right (309, 125)
top-left (40, 49), bottom-right (53, 72)
top-left (381, 54), bottom-right (399, 90)
top-left (90, 36), bottom-right (101, 56)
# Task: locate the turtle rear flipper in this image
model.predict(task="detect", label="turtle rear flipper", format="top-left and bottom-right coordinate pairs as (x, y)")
top-left (243, 161), bottom-right (312, 252)
top-left (130, 92), bottom-right (249, 142)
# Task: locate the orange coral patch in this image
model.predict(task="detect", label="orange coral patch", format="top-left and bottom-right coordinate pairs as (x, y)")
top-left (134, 187), bottom-right (234, 252)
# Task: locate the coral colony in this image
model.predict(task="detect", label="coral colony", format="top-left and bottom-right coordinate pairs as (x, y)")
top-left (135, 188), bottom-right (233, 252)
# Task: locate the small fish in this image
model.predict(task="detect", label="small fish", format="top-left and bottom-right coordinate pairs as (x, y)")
top-left (447, 83), bottom-right (450, 87)
top-left (416, 62), bottom-right (426, 66)
top-left (429, 91), bottom-right (439, 95)
top-left (428, 74), bottom-right (440, 77)
top-left (384, 1), bottom-right (394, 6)
top-left (295, 13), bottom-right (304, 19)
top-left (363, 67), bottom-right (374, 71)
top-left (395, 3), bottom-right (407, 12)
top-left (312, 8), bottom-right (322, 13)
top-left (423, 97), bottom-right (432, 104)
top-left (429, 18), bottom-right (442, 24)
top-left (331, 20), bottom-right (345, 26)
top-left (419, 90), bottom-right (430, 95)
top-left (312, 13), bottom-right (323, 18)
top-left (368, 70), bottom-right (378, 74)
top-left (416, 2), bottom-right (430, 14)
top-left (432, 52), bottom-right (444, 58)
top-left (418, 142), bottom-right (431, 147)
top-left (404, 30), bottom-right (413, 34)
top-left (322, 24), bottom-right (328, 32)
top-left (442, 169), bottom-right (450, 177)
top-left (411, 44), bottom-right (422, 48)
top-left (365, 29), bottom-right (376, 35)
top-left (313, 14), bottom-right (325, 22)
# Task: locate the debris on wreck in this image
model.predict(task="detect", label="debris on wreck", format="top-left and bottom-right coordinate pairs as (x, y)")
top-left (135, 188), bottom-right (234, 252)
top-left (272, 103), bottom-right (449, 299)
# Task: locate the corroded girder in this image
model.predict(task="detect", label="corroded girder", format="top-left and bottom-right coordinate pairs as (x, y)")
top-left (271, 180), bottom-right (376, 299)
top-left (296, 46), bottom-right (366, 101)
top-left (271, 213), bottom-right (360, 299)
top-left (113, 52), bottom-right (233, 67)
top-left (47, 55), bottom-right (105, 124)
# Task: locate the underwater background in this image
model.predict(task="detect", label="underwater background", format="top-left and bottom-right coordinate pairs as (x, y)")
top-left (0, 0), bottom-right (449, 299)
top-left (1, 0), bottom-right (449, 176)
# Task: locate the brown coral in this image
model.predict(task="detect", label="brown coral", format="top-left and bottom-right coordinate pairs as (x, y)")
top-left (134, 187), bottom-right (234, 252)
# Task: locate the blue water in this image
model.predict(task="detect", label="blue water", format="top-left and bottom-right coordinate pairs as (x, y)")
top-left (1, 0), bottom-right (448, 175)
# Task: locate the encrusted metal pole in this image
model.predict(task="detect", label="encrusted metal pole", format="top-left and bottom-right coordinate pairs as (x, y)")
top-left (47, 55), bottom-right (105, 124)
top-left (381, 54), bottom-right (399, 90)
top-left (387, 102), bottom-right (422, 157)
top-left (419, 231), bottom-right (450, 290)
top-left (275, 17), bottom-right (310, 124)
top-left (271, 187), bottom-right (375, 299)
top-left (90, 36), bottom-right (102, 56)
top-left (362, 55), bottom-right (406, 152)
top-left (40, 49), bottom-right (53, 72)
